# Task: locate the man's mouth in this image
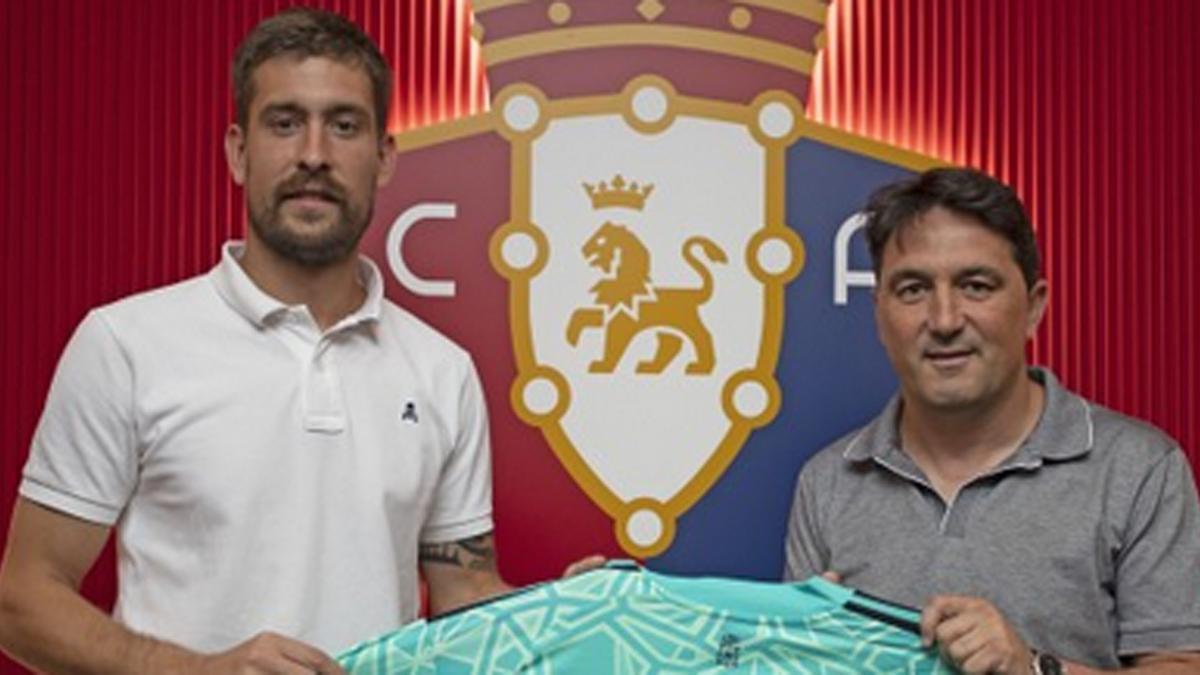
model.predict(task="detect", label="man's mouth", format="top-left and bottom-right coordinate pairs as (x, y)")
top-left (923, 348), bottom-right (975, 367)
top-left (281, 188), bottom-right (340, 205)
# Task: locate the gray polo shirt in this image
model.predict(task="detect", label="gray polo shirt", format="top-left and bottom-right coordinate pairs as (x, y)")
top-left (784, 368), bottom-right (1200, 668)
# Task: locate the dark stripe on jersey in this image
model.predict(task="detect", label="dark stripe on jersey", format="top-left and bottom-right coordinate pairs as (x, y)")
top-left (844, 599), bottom-right (921, 635)
top-left (432, 566), bottom-right (617, 621)
top-left (432, 583), bottom-right (539, 621)
top-left (853, 588), bottom-right (921, 614)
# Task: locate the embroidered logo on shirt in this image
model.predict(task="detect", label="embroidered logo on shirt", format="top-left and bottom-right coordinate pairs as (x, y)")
top-left (715, 633), bottom-right (741, 667)
top-left (402, 401), bottom-right (419, 423)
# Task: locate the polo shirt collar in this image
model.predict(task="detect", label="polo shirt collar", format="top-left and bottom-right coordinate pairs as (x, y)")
top-left (1014, 368), bottom-right (1095, 463)
top-left (209, 241), bottom-right (384, 330)
top-left (843, 367), bottom-right (1094, 466)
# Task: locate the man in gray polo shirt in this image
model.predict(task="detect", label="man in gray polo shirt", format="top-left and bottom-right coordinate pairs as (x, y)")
top-left (784, 168), bottom-right (1200, 674)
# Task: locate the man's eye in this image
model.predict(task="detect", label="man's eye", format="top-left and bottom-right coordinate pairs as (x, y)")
top-left (961, 281), bottom-right (995, 298)
top-left (269, 117), bottom-right (300, 134)
top-left (895, 284), bottom-right (927, 302)
top-left (331, 118), bottom-right (361, 136)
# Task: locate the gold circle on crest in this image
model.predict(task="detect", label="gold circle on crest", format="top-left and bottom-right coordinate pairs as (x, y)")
top-left (746, 227), bottom-right (806, 284)
top-left (620, 75), bottom-right (679, 135)
top-left (489, 221), bottom-right (548, 280)
top-left (721, 369), bottom-right (782, 428)
top-left (547, 2), bottom-right (572, 25)
top-left (729, 7), bottom-right (752, 31)
top-left (748, 90), bottom-right (804, 147)
top-left (510, 366), bottom-right (571, 426)
top-left (615, 498), bottom-right (676, 558)
top-left (493, 84), bottom-right (551, 141)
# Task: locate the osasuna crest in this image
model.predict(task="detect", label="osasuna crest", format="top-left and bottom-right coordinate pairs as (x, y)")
top-left (363, 0), bottom-right (940, 580)
top-left (490, 78), bottom-right (806, 556)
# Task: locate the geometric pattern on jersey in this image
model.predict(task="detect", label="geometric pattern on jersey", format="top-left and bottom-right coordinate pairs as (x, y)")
top-left (337, 562), bottom-right (957, 674)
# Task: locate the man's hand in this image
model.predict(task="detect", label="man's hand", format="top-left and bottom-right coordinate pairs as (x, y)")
top-left (192, 632), bottom-right (345, 675)
top-left (562, 555), bottom-right (606, 578)
top-left (921, 595), bottom-right (1033, 675)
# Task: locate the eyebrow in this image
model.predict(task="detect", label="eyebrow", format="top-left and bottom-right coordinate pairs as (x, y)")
top-left (258, 102), bottom-right (371, 121)
top-left (323, 103), bottom-right (370, 119)
top-left (258, 102), bottom-right (305, 119)
top-left (953, 266), bottom-right (1005, 284)
top-left (883, 268), bottom-right (931, 289)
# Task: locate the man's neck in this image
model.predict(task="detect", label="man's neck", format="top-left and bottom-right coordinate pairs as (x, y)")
top-left (239, 240), bottom-right (366, 331)
top-left (899, 370), bottom-right (1045, 502)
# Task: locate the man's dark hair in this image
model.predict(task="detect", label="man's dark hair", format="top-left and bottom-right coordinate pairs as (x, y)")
top-left (863, 167), bottom-right (1041, 288)
top-left (232, 7), bottom-right (391, 137)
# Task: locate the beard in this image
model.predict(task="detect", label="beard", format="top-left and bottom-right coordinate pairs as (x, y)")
top-left (247, 169), bottom-right (373, 267)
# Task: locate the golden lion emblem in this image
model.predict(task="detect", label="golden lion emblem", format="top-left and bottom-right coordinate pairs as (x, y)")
top-left (566, 222), bottom-right (727, 374)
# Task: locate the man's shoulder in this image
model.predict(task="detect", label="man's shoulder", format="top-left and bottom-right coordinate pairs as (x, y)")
top-left (1038, 370), bottom-right (1181, 465)
top-left (91, 273), bottom-right (216, 330)
top-left (1082, 396), bottom-right (1182, 463)
top-left (95, 273), bottom-right (212, 314)
top-left (799, 422), bottom-right (879, 480)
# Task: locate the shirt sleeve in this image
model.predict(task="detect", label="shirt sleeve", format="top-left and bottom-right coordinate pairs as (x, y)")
top-left (419, 355), bottom-right (495, 544)
top-left (19, 310), bottom-right (139, 525)
top-left (1114, 448), bottom-right (1200, 656)
top-left (784, 462), bottom-right (831, 581)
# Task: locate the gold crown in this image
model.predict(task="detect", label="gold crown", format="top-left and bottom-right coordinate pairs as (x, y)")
top-left (583, 174), bottom-right (654, 210)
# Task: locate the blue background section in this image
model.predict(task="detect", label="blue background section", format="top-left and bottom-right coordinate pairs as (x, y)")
top-left (649, 138), bottom-right (916, 580)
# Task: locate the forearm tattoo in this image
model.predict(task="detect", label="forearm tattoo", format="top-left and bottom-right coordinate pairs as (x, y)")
top-left (419, 533), bottom-right (497, 571)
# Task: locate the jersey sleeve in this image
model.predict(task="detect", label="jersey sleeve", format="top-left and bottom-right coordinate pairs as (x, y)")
top-left (1114, 448), bottom-right (1200, 656)
top-left (419, 354), bottom-right (494, 543)
top-left (784, 461), bottom-right (831, 581)
top-left (19, 310), bottom-right (139, 525)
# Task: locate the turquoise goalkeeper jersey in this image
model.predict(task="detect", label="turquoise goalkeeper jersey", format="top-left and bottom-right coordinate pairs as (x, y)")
top-left (337, 562), bottom-right (956, 673)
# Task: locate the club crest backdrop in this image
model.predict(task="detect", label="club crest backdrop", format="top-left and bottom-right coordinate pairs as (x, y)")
top-left (2, 1), bottom-right (1199, 671)
top-left (365, 0), bottom-right (939, 580)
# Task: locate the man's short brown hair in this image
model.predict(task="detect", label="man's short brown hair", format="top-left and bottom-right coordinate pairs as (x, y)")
top-left (232, 7), bottom-right (391, 137)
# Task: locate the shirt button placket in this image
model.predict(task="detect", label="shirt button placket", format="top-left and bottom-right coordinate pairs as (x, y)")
top-left (303, 329), bottom-right (346, 434)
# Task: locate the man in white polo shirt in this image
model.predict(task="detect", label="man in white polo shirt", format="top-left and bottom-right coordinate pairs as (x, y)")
top-left (0, 8), bottom-right (517, 674)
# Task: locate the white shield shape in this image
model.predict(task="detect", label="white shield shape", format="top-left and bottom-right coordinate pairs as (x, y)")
top-left (490, 77), bottom-right (806, 556)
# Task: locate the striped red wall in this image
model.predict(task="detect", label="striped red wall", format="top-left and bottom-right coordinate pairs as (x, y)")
top-left (1, 0), bottom-right (1197, 671)
top-left (808, 0), bottom-right (1199, 479)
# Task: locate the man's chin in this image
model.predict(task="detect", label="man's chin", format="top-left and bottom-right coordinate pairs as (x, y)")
top-left (260, 229), bottom-right (360, 267)
top-left (249, 207), bottom-right (369, 267)
top-left (277, 209), bottom-right (340, 232)
top-left (915, 379), bottom-right (985, 411)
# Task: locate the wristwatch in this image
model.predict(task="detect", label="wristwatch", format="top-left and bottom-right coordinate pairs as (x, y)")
top-left (1031, 649), bottom-right (1065, 675)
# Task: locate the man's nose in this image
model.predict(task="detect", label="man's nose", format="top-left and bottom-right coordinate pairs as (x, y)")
top-left (927, 287), bottom-right (965, 337)
top-left (297, 124), bottom-right (331, 171)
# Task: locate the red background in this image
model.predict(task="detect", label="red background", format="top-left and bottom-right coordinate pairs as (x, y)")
top-left (2, 0), bottom-right (1197, 671)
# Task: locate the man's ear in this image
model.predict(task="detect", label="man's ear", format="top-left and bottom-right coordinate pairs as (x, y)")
top-left (1026, 278), bottom-right (1049, 339)
top-left (225, 124), bottom-right (247, 186)
top-left (376, 133), bottom-right (397, 187)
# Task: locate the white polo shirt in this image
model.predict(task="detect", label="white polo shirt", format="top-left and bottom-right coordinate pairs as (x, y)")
top-left (20, 242), bottom-right (494, 654)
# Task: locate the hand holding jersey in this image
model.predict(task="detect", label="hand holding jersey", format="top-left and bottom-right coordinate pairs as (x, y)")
top-left (190, 633), bottom-right (346, 675)
top-left (561, 554), bottom-right (608, 578)
top-left (920, 596), bottom-right (1033, 675)
top-left (823, 568), bottom-right (1035, 674)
